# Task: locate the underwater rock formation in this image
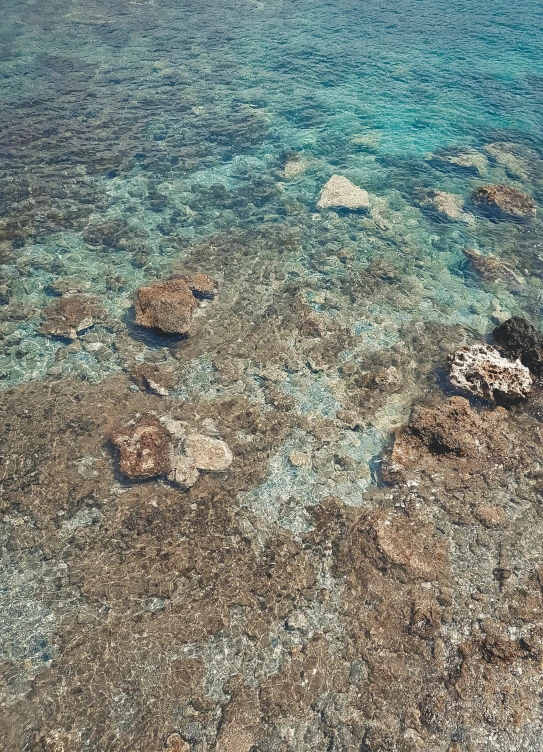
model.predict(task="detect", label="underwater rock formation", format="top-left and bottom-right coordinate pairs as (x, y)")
top-left (471, 184), bottom-right (536, 220)
top-left (493, 316), bottom-right (543, 376)
top-left (462, 248), bottom-right (521, 285)
top-left (448, 343), bottom-right (532, 401)
top-left (392, 396), bottom-right (509, 461)
top-left (135, 278), bottom-right (198, 334)
top-left (446, 150), bottom-right (488, 174)
top-left (39, 294), bottom-right (106, 340)
top-left (316, 175), bottom-right (370, 211)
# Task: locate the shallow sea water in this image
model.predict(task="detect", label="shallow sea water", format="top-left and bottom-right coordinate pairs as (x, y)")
top-left (1, 0), bottom-right (543, 750)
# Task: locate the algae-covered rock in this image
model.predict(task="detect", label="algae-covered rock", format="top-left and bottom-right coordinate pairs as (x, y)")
top-left (317, 175), bottom-right (370, 211)
top-left (135, 278), bottom-right (198, 334)
top-left (471, 184), bottom-right (536, 220)
top-left (448, 343), bottom-right (532, 401)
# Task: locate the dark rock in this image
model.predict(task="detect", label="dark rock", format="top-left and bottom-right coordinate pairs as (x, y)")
top-left (493, 316), bottom-right (543, 376)
top-left (39, 295), bottom-right (106, 340)
top-left (471, 184), bottom-right (536, 220)
top-left (111, 413), bottom-right (173, 479)
top-left (135, 279), bottom-right (197, 334)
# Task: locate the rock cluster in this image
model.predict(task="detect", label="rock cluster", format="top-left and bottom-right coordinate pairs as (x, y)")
top-left (112, 413), bottom-right (233, 488)
top-left (316, 175), bottom-right (370, 211)
top-left (471, 184), bottom-right (536, 220)
top-left (135, 273), bottom-right (217, 335)
top-left (448, 343), bottom-right (532, 401)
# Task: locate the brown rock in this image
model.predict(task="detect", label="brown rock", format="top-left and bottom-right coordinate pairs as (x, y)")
top-left (135, 279), bottom-right (197, 334)
top-left (472, 184), bottom-right (536, 220)
top-left (370, 511), bottom-right (447, 581)
top-left (39, 295), bottom-right (106, 340)
top-left (410, 597), bottom-right (443, 638)
top-left (112, 414), bottom-right (173, 479)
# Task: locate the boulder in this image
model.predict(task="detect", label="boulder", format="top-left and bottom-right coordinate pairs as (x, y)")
top-left (471, 184), bottom-right (536, 220)
top-left (493, 316), bottom-right (543, 376)
top-left (39, 294), bottom-right (106, 340)
top-left (135, 278), bottom-right (197, 334)
top-left (448, 343), bottom-right (532, 401)
top-left (112, 414), bottom-right (173, 479)
top-left (317, 175), bottom-right (370, 211)
top-left (284, 158), bottom-right (308, 179)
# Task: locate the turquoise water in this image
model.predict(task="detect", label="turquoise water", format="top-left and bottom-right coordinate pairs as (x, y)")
top-left (1, 1), bottom-right (543, 749)
top-left (1, 0), bottom-right (542, 391)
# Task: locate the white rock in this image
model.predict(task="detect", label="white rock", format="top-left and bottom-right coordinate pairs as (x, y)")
top-left (184, 434), bottom-right (233, 471)
top-left (448, 344), bottom-right (532, 401)
top-left (317, 175), bottom-right (370, 211)
top-left (168, 456), bottom-right (200, 488)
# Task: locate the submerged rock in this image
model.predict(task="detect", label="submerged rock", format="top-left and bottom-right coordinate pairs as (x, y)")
top-left (446, 150), bottom-right (488, 175)
top-left (39, 294), bottom-right (106, 340)
top-left (135, 278), bottom-right (198, 334)
top-left (424, 189), bottom-right (466, 221)
top-left (284, 158), bottom-right (308, 179)
top-left (317, 175), bottom-right (370, 211)
top-left (493, 316), bottom-right (543, 376)
top-left (471, 184), bottom-right (536, 220)
top-left (112, 414), bottom-right (173, 479)
top-left (462, 248), bottom-right (522, 285)
top-left (448, 343), bottom-right (532, 401)
top-left (484, 142), bottom-right (531, 180)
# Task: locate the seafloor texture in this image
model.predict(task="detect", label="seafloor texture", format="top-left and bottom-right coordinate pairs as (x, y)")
top-left (1, 0), bottom-right (543, 750)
